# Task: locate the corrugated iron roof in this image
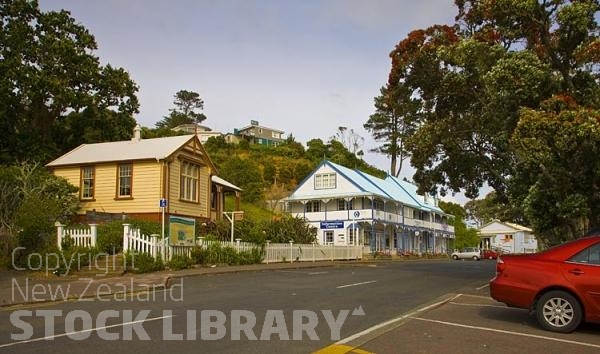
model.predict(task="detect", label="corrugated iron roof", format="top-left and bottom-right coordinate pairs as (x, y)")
top-left (46, 135), bottom-right (195, 167)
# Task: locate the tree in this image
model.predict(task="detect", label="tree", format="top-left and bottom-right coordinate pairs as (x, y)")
top-left (509, 96), bottom-right (600, 244)
top-left (365, 84), bottom-right (418, 177)
top-left (0, 0), bottom-right (139, 163)
top-left (332, 126), bottom-right (364, 158)
top-left (439, 201), bottom-right (479, 249)
top-left (380, 1), bottom-right (599, 200)
top-left (155, 90), bottom-right (207, 129)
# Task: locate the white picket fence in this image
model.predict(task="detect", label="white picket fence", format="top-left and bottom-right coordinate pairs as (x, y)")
top-left (56, 223), bottom-right (363, 263)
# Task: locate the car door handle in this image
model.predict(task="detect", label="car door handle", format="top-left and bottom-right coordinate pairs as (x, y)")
top-left (569, 269), bottom-right (585, 275)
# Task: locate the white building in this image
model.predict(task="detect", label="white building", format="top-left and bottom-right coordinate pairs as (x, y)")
top-left (478, 220), bottom-right (538, 253)
top-left (285, 160), bottom-right (455, 254)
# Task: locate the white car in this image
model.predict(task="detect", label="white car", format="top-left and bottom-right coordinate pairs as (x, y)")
top-left (451, 247), bottom-right (481, 260)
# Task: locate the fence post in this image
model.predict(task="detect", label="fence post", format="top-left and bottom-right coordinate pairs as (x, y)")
top-left (289, 240), bottom-right (294, 263)
top-left (312, 241), bottom-right (315, 263)
top-left (55, 221), bottom-right (64, 251)
top-left (236, 238), bottom-right (241, 253)
top-left (122, 224), bottom-right (130, 253)
top-left (265, 240), bottom-right (270, 264)
top-left (89, 224), bottom-right (97, 248)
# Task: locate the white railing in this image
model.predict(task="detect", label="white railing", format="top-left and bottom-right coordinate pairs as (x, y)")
top-left (55, 222), bottom-right (97, 250)
top-left (122, 224), bottom-right (164, 259)
top-left (263, 242), bottom-right (362, 263)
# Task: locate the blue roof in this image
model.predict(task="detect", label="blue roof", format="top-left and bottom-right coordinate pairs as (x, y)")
top-left (287, 160), bottom-right (446, 215)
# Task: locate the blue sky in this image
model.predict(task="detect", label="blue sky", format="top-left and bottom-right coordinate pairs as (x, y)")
top-left (39, 1), bottom-right (469, 202)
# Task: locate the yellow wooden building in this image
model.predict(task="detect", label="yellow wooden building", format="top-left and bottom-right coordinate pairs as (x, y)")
top-left (46, 125), bottom-right (241, 223)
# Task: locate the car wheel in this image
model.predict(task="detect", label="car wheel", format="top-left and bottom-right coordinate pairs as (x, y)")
top-left (452, 255), bottom-right (459, 260)
top-left (472, 256), bottom-right (480, 261)
top-left (536, 290), bottom-right (582, 333)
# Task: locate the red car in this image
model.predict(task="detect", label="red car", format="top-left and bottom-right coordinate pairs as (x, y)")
top-left (482, 249), bottom-right (499, 260)
top-left (490, 235), bottom-right (600, 333)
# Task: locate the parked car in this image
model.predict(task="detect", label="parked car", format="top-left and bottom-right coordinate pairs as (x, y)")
top-left (482, 249), bottom-right (499, 260)
top-left (451, 247), bottom-right (481, 260)
top-left (490, 235), bottom-right (600, 333)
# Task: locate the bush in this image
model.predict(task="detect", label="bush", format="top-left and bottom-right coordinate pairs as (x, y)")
top-left (190, 243), bottom-right (263, 266)
top-left (167, 255), bottom-right (193, 270)
top-left (124, 252), bottom-right (164, 274)
top-left (97, 221), bottom-right (124, 254)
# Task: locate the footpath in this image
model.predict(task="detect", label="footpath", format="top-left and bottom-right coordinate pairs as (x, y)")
top-left (0, 260), bottom-right (347, 307)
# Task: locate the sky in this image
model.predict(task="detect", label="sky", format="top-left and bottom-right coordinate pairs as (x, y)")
top-left (39, 0), bottom-right (471, 203)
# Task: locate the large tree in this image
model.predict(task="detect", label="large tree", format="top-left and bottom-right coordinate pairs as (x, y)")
top-left (376, 0), bottom-right (600, 240)
top-left (155, 90), bottom-right (207, 129)
top-left (364, 83), bottom-right (418, 177)
top-left (0, 0), bottom-right (139, 163)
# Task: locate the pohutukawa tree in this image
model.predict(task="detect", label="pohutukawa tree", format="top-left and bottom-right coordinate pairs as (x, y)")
top-left (369, 0), bottom-right (600, 242)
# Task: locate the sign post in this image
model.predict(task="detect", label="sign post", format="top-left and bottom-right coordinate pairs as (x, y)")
top-left (223, 211), bottom-right (244, 243)
top-left (159, 198), bottom-right (167, 261)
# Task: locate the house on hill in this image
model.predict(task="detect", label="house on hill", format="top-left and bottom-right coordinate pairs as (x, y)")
top-left (285, 160), bottom-right (455, 254)
top-left (232, 120), bottom-right (284, 146)
top-left (46, 124), bottom-right (241, 223)
top-left (478, 220), bottom-right (538, 253)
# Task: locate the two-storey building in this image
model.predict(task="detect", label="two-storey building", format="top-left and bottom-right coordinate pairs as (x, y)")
top-left (285, 160), bottom-right (455, 254)
top-left (233, 120), bottom-right (284, 146)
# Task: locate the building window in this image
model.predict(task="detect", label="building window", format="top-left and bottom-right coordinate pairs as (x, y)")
top-left (305, 200), bottom-right (320, 212)
top-left (373, 199), bottom-right (384, 211)
top-left (117, 164), bottom-right (132, 198)
top-left (338, 199), bottom-right (353, 210)
top-left (80, 166), bottom-right (95, 200)
top-left (315, 173), bottom-right (336, 189)
top-left (324, 231), bottom-right (334, 245)
top-left (180, 161), bottom-right (199, 202)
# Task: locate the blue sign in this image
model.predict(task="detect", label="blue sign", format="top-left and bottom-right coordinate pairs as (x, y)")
top-left (320, 221), bottom-right (344, 229)
top-left (160, 199), bottom-right (168, 208)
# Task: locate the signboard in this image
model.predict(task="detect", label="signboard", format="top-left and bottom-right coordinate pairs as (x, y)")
top-left (320, 221), bottom-right (344, 229)
top-left (169, 216), bottom-right (196, 244)
top-left (353, 211), bottom-right (360, 218)
top-left (159, 198), bottom-right (168, 208)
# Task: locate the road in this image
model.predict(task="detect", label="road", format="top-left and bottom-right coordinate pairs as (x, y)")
top-left (0, 260), bottom-right (496, 353)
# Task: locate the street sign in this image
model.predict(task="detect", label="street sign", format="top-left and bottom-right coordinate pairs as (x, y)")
top-left (160, 198), bottom-right (167, 208)
top-left (320, 221), bottom-right (344, 229)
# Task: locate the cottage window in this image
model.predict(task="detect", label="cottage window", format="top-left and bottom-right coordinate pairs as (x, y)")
top-left (324, 231), bottom-right (334, 244)
top-left (80, 166), bottom-right (95, 200)
top-left (305, 200), bottom-right (320, 213)
top-left (117, 164), bottom-right (132, 197)
top-left (180, 161), bottom-right (199, 202)
top-left (315, 173), bottom-right (336, 189)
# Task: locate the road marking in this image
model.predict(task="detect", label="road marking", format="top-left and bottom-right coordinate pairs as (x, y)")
top-left (0, 314), bottom-right (174, 348)
top-left (412, 317), bottom-right (600, 349)
top-left (309, 271), bottom-right (329, 275)
top-left (476, 283), bottom-right (490, 290)
top-left (448, 301), bottom-right (520, 310)
top-left (336, 281), bottom-right (376, 289)
top-left (313, 344), bottom-right (374, 354)
top-left (335, 294), bottom-right (461, 344)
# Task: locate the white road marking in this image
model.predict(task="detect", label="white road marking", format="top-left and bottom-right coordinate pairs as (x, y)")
top-left (336, 294), bottom-right (461, 344)
top-left (448, 301), bottom-right (520, 310)
top-left (476, 283), bottom-right (490, 290)
top-left (308, 272), bottom-right (329, 275)
top-left (336, 280), bottom-right (377, 289)
top-left (412, 317), bottom-right (600, 349)
top-left (0, 314), bottom-right (174, 348)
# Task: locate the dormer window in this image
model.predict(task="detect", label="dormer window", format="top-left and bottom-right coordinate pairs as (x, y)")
top-left (315, 173), bottom-right (336, 189)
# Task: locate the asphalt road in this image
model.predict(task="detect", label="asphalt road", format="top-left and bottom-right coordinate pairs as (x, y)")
top-left (0, 260), bottom-right (496, 353)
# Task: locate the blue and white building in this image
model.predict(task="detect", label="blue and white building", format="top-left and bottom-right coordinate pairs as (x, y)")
top-left (285, 160), bottom-right (455, 254)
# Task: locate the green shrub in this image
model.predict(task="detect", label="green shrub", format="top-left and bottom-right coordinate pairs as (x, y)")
top-left (167, 255), bottom-right (193, 270)
top-left (97, 221), bottom-right (124, 254)
top-left (190, 243), bottom-right (263, 266)
top-left (124, 252), bottom-right (164, 274)
top-left (190, 246), bottom-right (207, 264)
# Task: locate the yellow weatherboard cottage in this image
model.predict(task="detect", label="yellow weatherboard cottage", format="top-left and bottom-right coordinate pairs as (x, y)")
top-left (46, 124), bottom-right (241, 223)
